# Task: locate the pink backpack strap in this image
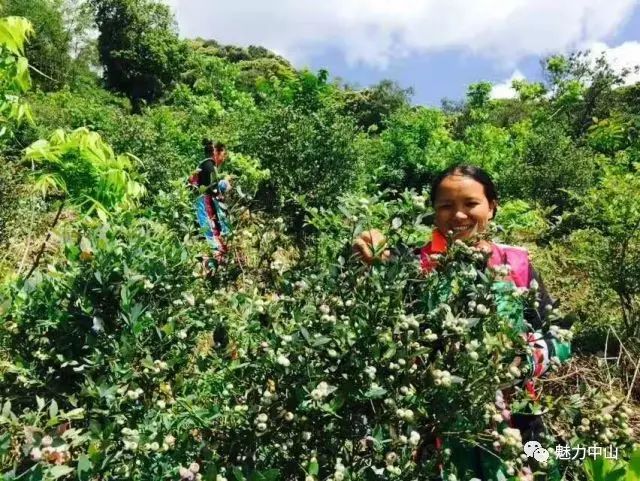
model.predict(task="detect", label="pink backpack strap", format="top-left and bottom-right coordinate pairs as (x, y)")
top-left (489, 243), bottom-right (532, 288)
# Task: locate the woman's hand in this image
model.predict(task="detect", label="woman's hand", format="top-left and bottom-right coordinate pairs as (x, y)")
top-left (352, 229), bottom-right (391, 264)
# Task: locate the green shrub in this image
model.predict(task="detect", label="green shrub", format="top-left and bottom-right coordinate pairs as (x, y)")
top-left (25, 127), bottom-right (146, 215)
top-left (494, 200), bottom-right (550, 244)
top-left (239, 94), bottom-right (363, 234)
top-left (501, 123), bottom-right (600, 212)
top-left (373, 107), bottom-right (452, 192)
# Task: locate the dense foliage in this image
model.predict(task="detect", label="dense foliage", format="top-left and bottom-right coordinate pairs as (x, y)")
top-left (1, 0), bottom-right (71, 91)
top-left (1, 2), bottom-right (639, 480)
top-left (91, 0), bottom-right (188, 109)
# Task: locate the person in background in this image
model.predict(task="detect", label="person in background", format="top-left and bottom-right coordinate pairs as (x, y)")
top-left (353, 164), bottom-right (571, 480)
top-left (189, 139), bottom-right (232, 275)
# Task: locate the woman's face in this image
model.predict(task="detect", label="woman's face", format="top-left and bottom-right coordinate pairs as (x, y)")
top-left (433, 174), bottom-right (496, 240)
top-left (213, 148), bottom-right (227, 166)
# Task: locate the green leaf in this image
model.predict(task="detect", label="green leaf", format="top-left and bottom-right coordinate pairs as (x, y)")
top-left (249, 470), bottom-right (280, 481)
top-left (141, 356), bottom-right (155, 369)
top-left (49, 399), bottom-right (58, 419)
top-left (1, 400), bottom-right (12, 418)
top-left (80, 237), bottom-right (92, 254)
top-left (0, 432), bottom-right (10, 456)
top-left (363, 385), bottom-right (387, 399)
top-left (584, 457), bottom-right (625, 481)
top-left (0, 17), bottom-right (33, 54)
top-left (63, 407), bottom-right (85, 420)
top-left (23, 464), bottom-right (44, 481)
top-left (309, 335), bottom-right (332, 347)
top-left (608, 468), bottom-right (627, 481)
top-left (258, 470), bottom-right (280, 481)
top-left (202, 463), bottom-right (218, 481)
top-left (77, 454), bottom-right (93, 481)
top-left (382, 345), bottom-right (396, 360)
top-left (626, 449), bottom-right (640, 481)
top-left (31, 173), bottom-right (67, 197)
top-left (48, 465), bottom-right (74, 479)
top-left (330, 394), bottom-right (346, 412)
top-left (299, 327), bottom-right (310, 343)
top-left (14, 56), bottom-right (31, 92)
top-left (605, 466), bottom-right (626, 481)
top-left (232, 467), bottom-right (246, 481)
top-left (130, 303), bottom-right (145, 323)
top-left (308, 460), bottom-right (319, 476)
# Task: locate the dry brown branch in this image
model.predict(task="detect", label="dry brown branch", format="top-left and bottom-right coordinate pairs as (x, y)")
top-left (22, 201), bottom-right (65, 284)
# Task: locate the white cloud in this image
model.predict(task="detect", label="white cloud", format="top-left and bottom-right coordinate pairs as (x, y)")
top-left (168, 0), bottom-right (640, 68)
top-left (488, 42), bottom-right (640, 101)
top-left (583, 41), bottom-right (640, 85)
top-left (490, 70), bottom-right (526, 99)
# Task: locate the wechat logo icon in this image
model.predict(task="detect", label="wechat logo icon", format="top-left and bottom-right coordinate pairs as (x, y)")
top-left (524, 441), bottom-right (550, 462)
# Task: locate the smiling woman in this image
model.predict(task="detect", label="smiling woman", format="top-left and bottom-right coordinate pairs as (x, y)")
top-left (352, 164), bottom-right (499, 263)
top-left (431, 164), bottom-right (498, 240)
top-left (353, 164), bottom-right (572, 479)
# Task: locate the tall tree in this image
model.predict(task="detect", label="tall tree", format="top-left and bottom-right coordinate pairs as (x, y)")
top-left (91, 0), bottom-right (187, 110)
top-left (543, 52), bottom-right (630, 137)
top-left (62, 0), bottom-right (100, 86)
top-left (2, 0), bottom-right (72, 90)
top-left (341, 79), bottom-right (413, 131)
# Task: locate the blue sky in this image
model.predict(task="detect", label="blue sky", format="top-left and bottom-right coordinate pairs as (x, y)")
top-left (303, 5), bottom-right (640, 106)
top-left (169, 0), bottom-right (640, 106)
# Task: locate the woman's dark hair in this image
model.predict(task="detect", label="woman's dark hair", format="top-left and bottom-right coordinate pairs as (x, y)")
top-left (214, 141), bottom-right (226, 150)
top-left (203, 138), bottom-right (215, 157)
top-left (430, 164), bottom-right (498, 214)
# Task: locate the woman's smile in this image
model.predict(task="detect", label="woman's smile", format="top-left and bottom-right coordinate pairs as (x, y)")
top-left (451, 224), bottom-right (475, 236)
top-left (433, 175), bottom-right (496, 240)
